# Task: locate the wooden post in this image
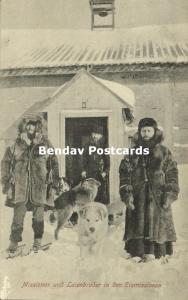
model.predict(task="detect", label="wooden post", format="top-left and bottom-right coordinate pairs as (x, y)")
top-left (112, 0), bottom-right (115, 29)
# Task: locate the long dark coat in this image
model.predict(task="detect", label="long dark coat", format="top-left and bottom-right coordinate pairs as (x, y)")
top-left (82, 138), bottom-right (110, 204)
top-left (82, 140), bottom-right (110, 176)
top-left (119, 129), bottom-right (179, 244)
top-left (1, 133), bottom-right (59, 207)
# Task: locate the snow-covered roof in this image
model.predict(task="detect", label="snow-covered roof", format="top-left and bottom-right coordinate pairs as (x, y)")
top-left (48, 70), bottom-right (135, 107)
top-left (42, 70), bottom-right (135, 108)
top-left (93, 75), bottom-right (135, 107)
top-left (1, 24), bottom-right (188, 76)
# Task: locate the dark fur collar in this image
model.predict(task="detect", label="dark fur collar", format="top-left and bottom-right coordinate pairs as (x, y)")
top-left (132, 128), bottom-right (164, 149)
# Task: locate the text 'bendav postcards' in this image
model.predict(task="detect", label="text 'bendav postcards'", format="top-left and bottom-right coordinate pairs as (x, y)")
top-left (39, 146), bottom-right (150, 156)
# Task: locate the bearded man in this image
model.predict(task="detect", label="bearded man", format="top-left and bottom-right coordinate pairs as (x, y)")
top-left (1, 115), bottom-right (59, 253)
top-left (119, 118), bottom-right (179, 262)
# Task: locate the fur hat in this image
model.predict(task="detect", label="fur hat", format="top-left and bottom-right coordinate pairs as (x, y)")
top-left (138, 117), bottom-right (158, 131)
top-left (18, 114), bottom-right (43, 134)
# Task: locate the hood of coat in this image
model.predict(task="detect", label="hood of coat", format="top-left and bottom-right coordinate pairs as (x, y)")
top-left (132, 128), bottom-right (164, 149)
top-left (18, 115), bottom-right (43, 134)
top-left (17, 115), bottom-right (45, 146)
top-left (129, 129), bottom-right (169, 170)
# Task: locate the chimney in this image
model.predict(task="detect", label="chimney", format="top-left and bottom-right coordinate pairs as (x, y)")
top-left (89, 0), bottom-right (115, 30)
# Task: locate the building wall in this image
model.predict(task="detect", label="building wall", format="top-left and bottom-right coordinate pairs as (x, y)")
top-left (171, 81), bottom-right (188, 163)
top-left (98, 71), bottom-right (188, 163)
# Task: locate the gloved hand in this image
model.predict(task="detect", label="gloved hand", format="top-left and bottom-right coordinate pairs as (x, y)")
top-left (101, 172), bottom-right (106, 178)
top-left (81, 171), bottom-right (87, 178)
top-left (126, 193), bottom-right (135, 210)
top-left (162, 192), bottom-right (176, 209)
top-left (163, 198), bottom-right (171, 209)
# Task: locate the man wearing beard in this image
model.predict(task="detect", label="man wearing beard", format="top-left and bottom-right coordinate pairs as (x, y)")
top-left (1, 115), bottom-right (59, 254)
top-left (119, 118), bottom-right (179, 262)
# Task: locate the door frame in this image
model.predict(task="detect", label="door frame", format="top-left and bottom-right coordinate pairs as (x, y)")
top-left (59, 109), bottom-right (114, 200)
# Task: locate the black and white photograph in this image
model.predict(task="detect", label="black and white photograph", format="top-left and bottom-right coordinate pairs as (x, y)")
top-left (0, 1), bottom-right (188, 300)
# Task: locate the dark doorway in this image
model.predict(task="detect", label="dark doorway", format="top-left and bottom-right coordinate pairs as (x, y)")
top-left (65, 117), bottom-right (109, 186)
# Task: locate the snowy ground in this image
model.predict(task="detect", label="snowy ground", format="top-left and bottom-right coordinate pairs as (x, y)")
top-left (0, 165), bottom-right (188, 300)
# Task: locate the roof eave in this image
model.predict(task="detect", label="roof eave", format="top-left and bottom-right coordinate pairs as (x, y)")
top-left (0, 62), bottom-right (188, 78)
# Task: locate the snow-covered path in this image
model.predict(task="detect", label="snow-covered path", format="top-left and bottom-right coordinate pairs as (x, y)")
top-left (0, 165), bottom-right (188, 300)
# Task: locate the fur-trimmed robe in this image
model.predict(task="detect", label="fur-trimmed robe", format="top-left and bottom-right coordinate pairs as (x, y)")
top-left (1, 132), bottom-right (59, 207)
top-left (119, 129), bottom-right (179, 245)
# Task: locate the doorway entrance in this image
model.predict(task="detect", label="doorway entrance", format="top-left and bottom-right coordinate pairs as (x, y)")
top-left (65, 117), bottom-right (109, 187)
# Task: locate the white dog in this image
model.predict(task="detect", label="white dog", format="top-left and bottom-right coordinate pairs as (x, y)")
top-left (78, 202), bottom-right (108, 258)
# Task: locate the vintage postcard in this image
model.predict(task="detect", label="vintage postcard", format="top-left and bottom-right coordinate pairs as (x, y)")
top-left (0, 1), bottom-right (188, 300)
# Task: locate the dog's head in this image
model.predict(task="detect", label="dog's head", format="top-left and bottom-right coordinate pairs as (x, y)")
top-left (78, 202), bottom-right (107, 235)
top-left (81, 178), bottom-right (101, 190)
top-left (73, 178), bottom-right (101, 205)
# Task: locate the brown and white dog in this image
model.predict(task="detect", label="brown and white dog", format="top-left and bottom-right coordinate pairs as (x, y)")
top-left (54, 178), bottom-right (101, 240)
top-left (78, 202), bottom-right (108, 258)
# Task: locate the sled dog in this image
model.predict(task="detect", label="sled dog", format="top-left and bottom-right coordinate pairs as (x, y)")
top-left (54, 178), bottom-right (101, 240)
top-left (78, 202), bottom-right (108, 258)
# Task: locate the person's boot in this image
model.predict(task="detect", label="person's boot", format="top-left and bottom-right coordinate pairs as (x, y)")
top-left (33, 238), bottom-right (42, 253)
top-left (7, 240), bottom-right (18, 253)
top-left (131, 256), bottom-right (143, 263)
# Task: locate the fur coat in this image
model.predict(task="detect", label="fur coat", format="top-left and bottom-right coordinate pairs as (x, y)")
top-left (1, 130), bottom-right (59, 207)
top-left (119, 129), bottom-right (179, 244)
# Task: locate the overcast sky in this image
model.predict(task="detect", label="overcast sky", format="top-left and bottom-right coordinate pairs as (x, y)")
top-left (1, 0), bottom-right (188, 30)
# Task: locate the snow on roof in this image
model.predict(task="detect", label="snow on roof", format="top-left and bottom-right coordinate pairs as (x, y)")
top-left (50, 70), bottom-right (135, 107)
top-left (93, 75), bottom-right (135, 107)
top-left (1, 23), bottom-right (188, 73)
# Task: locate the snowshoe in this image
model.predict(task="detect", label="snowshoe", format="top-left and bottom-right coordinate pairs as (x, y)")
top-left (5, 244), bottom-right (26, 259)
top-left (25, 242), bottom-right (52, 256)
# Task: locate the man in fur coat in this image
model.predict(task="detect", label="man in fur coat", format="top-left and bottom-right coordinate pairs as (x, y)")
top-left (1, 115), bottom-right (59, 253)
top-left (119, 118), bottom-right (179, 262)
